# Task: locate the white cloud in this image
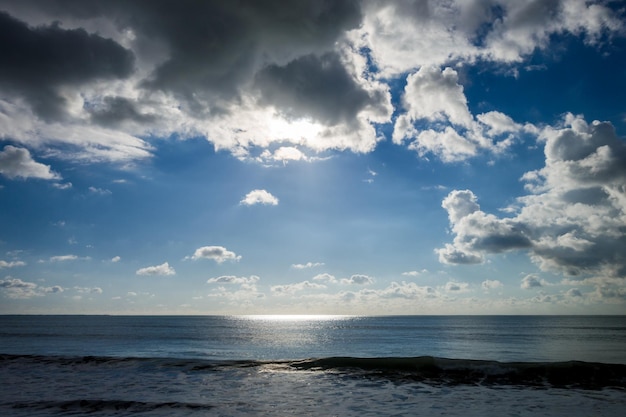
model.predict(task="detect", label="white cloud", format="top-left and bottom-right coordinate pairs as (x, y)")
top-left (136, 262), bottom-right (176, 276)
top-left (188, 246), bottom-right (241, 263)
top-left (240, 189), bottom-right (279, 206)
top-left (271, 280), bottom-right (327, 295)
top-left (207, 275), bottom-right (260, 285)
top-left (0, 277), bottom-right (63, 299)
top-left (357, 0), bottom-right (623, 76)
top-left (402, 269), bottom-right (428, 277)
top-left (292, 262), bottom-right (325, 269)
top-left (393, 67), bottom-right (536, 162)
top-left (0, 276), bottom-right (41, 299)
top-left (312, 273), bottom-right (337, 283)
top-left (521, 274), bottom-right (549, 289)
top-left (49, 254), bottom-right (79, 262)
top-left (0, 145), bottom-right (60, 180)
top-left (482, 279), bottom-right (504, 290)
top-left (0, 260), bottom-right (26, 268)
top-left (111, 256), bottom-right (121, 263)
top-left (341, 274), bottom-right (374, 285)
top-left (74, 286), bottom-right (103, 294)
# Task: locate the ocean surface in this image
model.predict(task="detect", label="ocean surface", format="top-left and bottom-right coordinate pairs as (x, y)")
top-left (0, 315), bottom-right (625, 416)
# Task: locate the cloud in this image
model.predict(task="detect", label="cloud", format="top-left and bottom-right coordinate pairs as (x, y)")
top-left (482, 279), bottom-right (504, 290)
top-left (437, 114), bottom-right (626, 302)
top-left (357, 0), bottom-right (623, 76)
top-left (111, 256), bottom-right (121, 263)
top-left (255, 52), bottom-right (384, 125)
top-left (292, 262), bottom-right (325, 269)
top-left (49, 254), bottom-right (79, 262)
top-left (240, 189), bottom-right (279, 206)
top-left (341, 274), bottom-right (374, 285)
top-left (74, 286), bottom-right (103, 294)
top-left (0, 260), bottom-right (25, 268)
top-left (521, 274), bottom-right (547, 289)
top-left (393, 67), bottom-right (536, 162)
top-left (207, 275), bottom-right (259, 285)
top-left (271, 280), bottom-right (327, 295)
top-left (0, 277), bottom-right (39, 298)
top-left (401, 269), bottom-right (428, 277)
top-left (136, 262), bottom-right (176, 276)
top-left (0, 276), bottom-right (64, 298)
top-left (0, 10), bottom-right (134, 121)
top-left (312, 273), bottom-right (337, 283)
top-left (88, 186), bottom-right (112, 195)
top-left (444, 281), bottom-right (470, 292)
top-left (188, 246), bottom-right (241, 263)
top-left (0, 0), bottom-right (621, 168)
top-left (0, 145), bottom-right (60, 180)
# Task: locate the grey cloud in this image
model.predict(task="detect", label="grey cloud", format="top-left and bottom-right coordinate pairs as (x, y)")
top-left (0, 145), bottom-right (60, 180)
top-left (88, 97), bottom-right (156, 127)
top-left (255, 52), bottom-right (377, 125)
top-left (521, 274), bottom-right (543, 289)
top-left (0, 10), bottom-right (134, 121)
top-left (125, 0), bottom-right (363, 113)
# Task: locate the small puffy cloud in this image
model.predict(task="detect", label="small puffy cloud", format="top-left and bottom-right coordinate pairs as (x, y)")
top-left (111, 256), bottom-right (121, 263)
top-left (240, 189), bottom-right (279, 206)
top-left (481, 280), bottom-right (503, 290)
top-left (136, 262), bottom-right (176, 276)
top-left (292, 262), bottom-right (325, 269)
top-left (43, 285), bottom-right (64, 294)
top-left (341, 274), bottom-right (374, 285)
top-left (444, 281), bottom-right (470, 292)
top-left (0, 145), bottom-right (60, 180)
top-left (271, 280), bottom-right (327, 295)
top-left (402, 269), bottom-right (428, 277)
top-left (0, 260), bottom-right (26, 268)
top-left (188, 246), bottom-right (241, 263)
top-left (312, 273), bottom-right (337, 283)
top-left (52, 182), bottom-right (72, 190)
top-left (521, 274), bottom-right (548, 289)
top-left (207, 275), bottom-right (260, 285)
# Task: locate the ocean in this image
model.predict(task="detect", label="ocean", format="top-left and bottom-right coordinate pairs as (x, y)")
top-left (0, 315), bottom-right (624, 416)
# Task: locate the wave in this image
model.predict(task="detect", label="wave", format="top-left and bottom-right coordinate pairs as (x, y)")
top-left (2, 353), bottom-right (625, 389)
top-left (9, 399), bottom-right (214, 413)
top-left (290, 356), bottom-right (626, 389)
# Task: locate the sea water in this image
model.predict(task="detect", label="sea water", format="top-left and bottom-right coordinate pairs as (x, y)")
top-left (0, 315), bottom-right (625, 416)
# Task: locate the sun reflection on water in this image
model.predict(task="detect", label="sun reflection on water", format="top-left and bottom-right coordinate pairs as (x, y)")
top-left (238, 314), bottom-right (355, 322)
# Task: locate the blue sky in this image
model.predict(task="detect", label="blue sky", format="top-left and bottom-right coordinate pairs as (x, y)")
top-left (1, 0), bottom-right (625, 315)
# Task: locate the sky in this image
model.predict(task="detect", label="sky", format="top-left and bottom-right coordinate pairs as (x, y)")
top-left (1, 0), bottom-right (625, 315)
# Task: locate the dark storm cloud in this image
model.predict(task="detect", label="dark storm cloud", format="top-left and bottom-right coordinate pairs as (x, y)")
top-left (133, 0), bottom-right (363, 114)
top-left (88, 96), bottom-right (156, 126)
top-left (0, 11), bottom-right (134, 121)
top-left (0, 0), bottom-right (364, 117)
top-left (255, 52), bottom-right (377, 125)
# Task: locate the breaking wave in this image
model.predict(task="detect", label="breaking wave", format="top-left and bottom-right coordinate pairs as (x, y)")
top-left (2, 353), bottom-right (625, 389)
